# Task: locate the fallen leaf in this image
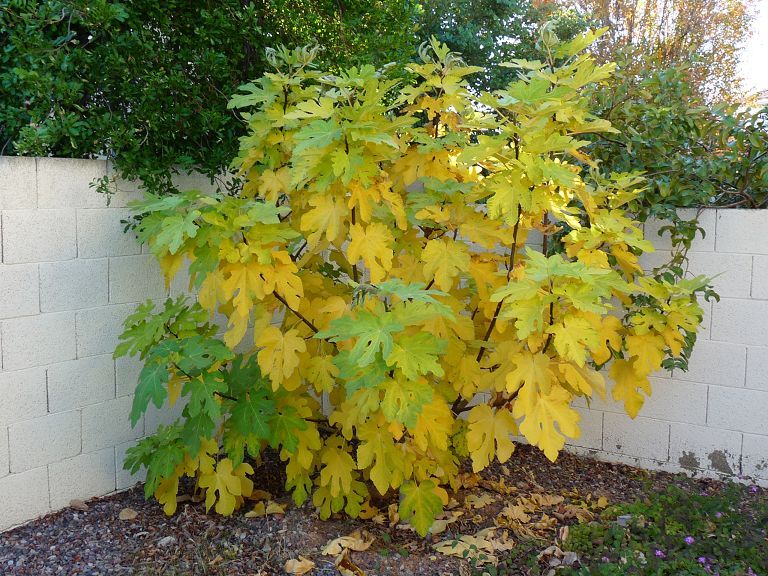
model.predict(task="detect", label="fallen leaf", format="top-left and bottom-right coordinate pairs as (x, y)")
top-left (284, 556), bottom-right (315, 575)
top-left (250, 489), bottom-right (273, 502)
top-left (119, 507), bottom-right (138, 521)
top-left (596, 495), bottom-right (609, 508)
top-left (465, 493), bottom-right (497, 509)
top-left (335, 549), bottom-right (367, 576)
top-left (357, 501), bottom-right (379, 520)
top-left (245, 500), bottom-right (286, 518)
top-left (500, 504), bottom-right (531, 523)
top-left (321, 530), bottom-right (375, 556)
top-left (69, 499), bottom-right (89, 512)
top-left (530, 493), bottom-right (565, 507)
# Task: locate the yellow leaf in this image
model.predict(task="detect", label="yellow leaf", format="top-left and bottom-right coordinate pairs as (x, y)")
top-left (300, 193), bottom-right (347, 248)
top-left (609, 358), bottom-right (652, 418)
top-left (411, 397), bottom-right (453, 452)
top-left (514, 386), bottom-right (579, 462)
top-left (256, 327), bottom-right (306, 387)
top-left (357, 419), bottom-right (411, 495)
top-left (626, 332), bottom-right (666, 375)
top-left (258, 167), bottom-right (290, 202)
top-left (466, 405), bottom-right (518, 472)
top-left (155, 474), bottom-right (180, 516)
top-left (506, 351), bottom-right (554, 397)
top-left (197, 459), bottom-right (254, 516)
top-left (421, 237), bottom-right (470, 291)
top-left (589, 314), bottom-right (623, 365)
top-left (303, 355), bottom-right (339, 393)
top-left (347, 223), bottom-right (394, 283)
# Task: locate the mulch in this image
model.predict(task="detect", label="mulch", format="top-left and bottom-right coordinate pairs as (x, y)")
top-left (0, 445), bottom-right (728, 576)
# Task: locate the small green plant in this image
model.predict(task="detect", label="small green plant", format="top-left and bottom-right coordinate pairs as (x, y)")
top-left (560, 483), bottom-right (767, 575)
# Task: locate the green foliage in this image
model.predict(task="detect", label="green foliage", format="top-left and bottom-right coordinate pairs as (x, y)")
top-left (588, 54), bottom-right (768, 282)
top-left (0, 0), bottom-right (418, 193)
top-left (560, 483), bottom-right (768, 575)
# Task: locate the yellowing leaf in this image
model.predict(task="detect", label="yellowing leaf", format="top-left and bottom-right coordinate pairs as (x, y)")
top-left (347, 223), bottom-right (394, 283)
top-left (319, 436), bottom-right (356, 498)
top-left (466, 405), bottom-right (517, 472)
top-left (256, 327), bottom-right (306, 387)
top-left (421, 238), bottom-right (470, 291)
top-left (398, 480), bottom-right (446, 537)
top-left (300, 193), bottom-right (347, 248)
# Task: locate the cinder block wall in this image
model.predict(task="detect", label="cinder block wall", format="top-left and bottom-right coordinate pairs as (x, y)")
top-left (0, 156), bottom-right (766, 531)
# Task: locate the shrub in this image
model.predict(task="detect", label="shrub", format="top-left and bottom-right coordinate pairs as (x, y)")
top-left (118, 29), bottom-right (711, 536)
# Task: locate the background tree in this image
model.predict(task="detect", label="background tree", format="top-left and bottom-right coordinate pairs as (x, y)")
top-left (0, 0), bottom-right (418, 193)
top-left (416, 0), bottom-right (589, 91)
top-left (565, 0), bottom-right (756, 102)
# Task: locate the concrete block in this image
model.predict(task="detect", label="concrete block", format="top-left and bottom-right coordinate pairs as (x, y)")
top-left (104, 161), bottom-right (145, 207)
top-left (753, 256), bottom-right (768, 299)
top-left (565, 407), bottom-right (603, 450)
top-left (81, 396), bottom-right (141, 452)
top-left (716, 209), bottom-right (768, 255)
top-left (710, 298), bottom-right (768, 346)
top-left (1, 312), bottom-right (76, 371)
top-left (677, 340), bottom-right (746, 388)
top-left (76, 208), bottom-right (141, 258)
top-left (746, 347), bottom-right (768, 391)
top-left (0, 156), bottom-right (36, 209)
top-left (641, 378), bottom-right (708, 424)
top-left (36, 158), bottom-right (108, 208)
top-left (40, 258), bottom-right (108, 312)
top-left (48, 449), bottom-right (115, 510)
top-left (644, 209), bottom-right (716, 252)
top-left (145, 397), bottom-right (186, 435)
top-left (0, 467), bottom-right (50, 531)
top-left (0, 264), bottom-right (39, 318)
top-left (0, 428), bottom-right (8, 479)
top-left (742, 434), bottom-right (768, 480)
top-left (116, 354), bottom-right (142, 397)
top-left (9, 411), bottom-right (81, 472)
top-left (47, 355), bottom-right (115, 413)
top-left (172, 171), bottom-right (218, 194)
top-left (668, 251), bottom-right (752, 299)
top-left (115, 440), bottom-right (146, 490)
top-left (75, 303), bottom-right (136, 357)
top-left (0, 367), bottom-right (47, 426)
top-left (2, 209), bottom-right (76, 263)
top-left (603, 412), bottom-right (670, 461)
top-left (169, 258), bottom-right (195, 297)
top-left (669, 422), bottom-right (742, 476)
top-left (708, 386), bottom-right (768, 435)
top-left (109, 254), bottom-right (166, 303)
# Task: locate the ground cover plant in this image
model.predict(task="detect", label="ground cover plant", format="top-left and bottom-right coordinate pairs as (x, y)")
top-left (116, 28), bottom-right (713, 537)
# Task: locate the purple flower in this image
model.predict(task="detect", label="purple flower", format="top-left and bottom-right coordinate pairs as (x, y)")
top-left (684, 536), bottom-right (695, 545)
top-left (715, 512), bottom-right (722, 518)
top-left (654, 549), bottom-right (666, 559)
top-left (749, 485), bottom-right (759, 494)
top-left (698, 556), bottom-right (708, 565)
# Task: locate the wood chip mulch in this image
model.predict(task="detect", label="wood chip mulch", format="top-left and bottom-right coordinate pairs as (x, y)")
top-left (0, 446), bottom-right (729, 576)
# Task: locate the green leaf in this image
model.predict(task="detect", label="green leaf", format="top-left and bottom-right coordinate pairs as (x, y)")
top-left (398, 480), bottom-right (445, 537)
top-left (131, 358), bottom-right (169, 426)
top-left (230, 389), bottom-right (275, 441)
top-left (269, 405), bottom-right (308, 454)
top-left (385, 332), bottom-right (446, 380)
top-left (316, 309), bottom-right (404, 367)
top-left (380, 377), bottom-right (434, 428)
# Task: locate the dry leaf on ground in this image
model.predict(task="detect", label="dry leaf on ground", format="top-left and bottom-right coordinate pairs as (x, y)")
top-left (284, 555), bottom-right (315, 575)
top-left (245, 500), bottom-right (286, 518)
top-left (321, 530), bottom-right (375, 556)
top-left (118, 508), bottom-right (138, 521)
